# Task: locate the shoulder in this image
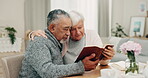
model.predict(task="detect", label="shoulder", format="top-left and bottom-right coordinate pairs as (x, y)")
top-left (25, 36), bottom-right (53, 56)
top-left (27, 36), bottom-right (52, 49)
top-left (31, 36), bottom-right (50, 44)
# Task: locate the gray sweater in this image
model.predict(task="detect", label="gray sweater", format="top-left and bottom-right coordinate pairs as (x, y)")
top-left (19, 29), bottom-right (84, 78)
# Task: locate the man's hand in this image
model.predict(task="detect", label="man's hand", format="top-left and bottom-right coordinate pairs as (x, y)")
top-left (31, 30), bottom-right (47, 40)
top-left (102, 47), bottom-right (115, 60)
top-left (82, 53), bottom-right (100, 71)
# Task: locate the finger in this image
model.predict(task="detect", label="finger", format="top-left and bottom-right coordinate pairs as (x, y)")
top-left (31, 34), bottom-right (40, 40)
top-left (106, 47), bottom-right (113, 52)
top-left (103, 51), bottom-right (114, 57)
top-left (39, 33), bottom-right (47, 38)
top-left (104, 48), bottom-right (115, 55)
top-left (107, 47), bottom-right (115, 52)
top-left (104, 48), bottom-right (111, 52)
top-left (31, 35), bottom-right (35, 40)
top-left (102, 51), bottom-right (113, 59)
top-left (36, 30), bottom-right (44, 36)
top-left (102, 55), bottom-right (112, 60)
top-left (42, 31), bottom-right (47, 38)
top-left (93, 59), bottom-right (100, 65)
top-left (102, 57), bottom-right (109, 60)
top-left (104, 50), bottom-right (113, 55)
top-left (38, 30), bottom-right (43, 33)
top-left (38, 30), bottom-right (45, 34)
top-left (102, 53), bottom-right (112, 60)
top-left (41, 31), bottom-right (46, 34)
top-left (103, 53), bottom-right (112, 59)
top-left (31, 37), bottom-right (34, 40)
top-left (107, 47), bottom-right (112, 49)
top-left (92, 65), bottom-right (97, 69)
top-left (37, 30), bottom-right (47, 38)
top-left (34, 34), bottom-right (41, 38)
top-left (103, 49), bottom-right (111, 56)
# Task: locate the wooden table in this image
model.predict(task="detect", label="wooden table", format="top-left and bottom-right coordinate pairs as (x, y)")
top-left (65, 61), bottom-right (147, 78)
top-left (65, 65), bottom-right (110, 78)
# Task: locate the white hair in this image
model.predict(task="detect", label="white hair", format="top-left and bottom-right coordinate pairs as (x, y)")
top-left (68, 11), bottom-right (84, 26)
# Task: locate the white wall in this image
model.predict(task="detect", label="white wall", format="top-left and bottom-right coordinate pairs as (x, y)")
top-left (112, 0), bottom-right (148, 36)
top-left (0, 0), bottom-right (25, 38)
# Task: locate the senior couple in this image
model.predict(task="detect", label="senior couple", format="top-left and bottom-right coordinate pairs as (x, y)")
top-left (19, 9), bottom-right (114, 78)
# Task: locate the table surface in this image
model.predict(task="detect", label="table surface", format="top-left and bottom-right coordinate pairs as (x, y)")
top-left (64, 61), bottom-right (147, 78)
top-left (64, 65), bottom-right (110, 78)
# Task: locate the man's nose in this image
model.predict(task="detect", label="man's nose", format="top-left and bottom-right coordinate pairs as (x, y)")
top-left (66, 30), bottom-right (70, 36)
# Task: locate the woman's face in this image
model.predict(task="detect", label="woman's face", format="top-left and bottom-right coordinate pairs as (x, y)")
top-left (70, 20), bottom-right (85, 41)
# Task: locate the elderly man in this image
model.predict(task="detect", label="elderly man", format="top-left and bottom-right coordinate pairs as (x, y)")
top-left (19, 9), bottom-right (99, 78)
top-left (30, 11), bottom-right (115, 68)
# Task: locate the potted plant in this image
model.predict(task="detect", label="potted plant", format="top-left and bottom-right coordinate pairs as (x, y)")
top-left (5, 27), bottom-right (17, 44)
top-left (111, 23), bottom-right (128, 37)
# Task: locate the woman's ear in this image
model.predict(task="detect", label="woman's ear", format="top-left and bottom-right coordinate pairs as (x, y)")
top-left (49, 24), bottom-right (55, 32)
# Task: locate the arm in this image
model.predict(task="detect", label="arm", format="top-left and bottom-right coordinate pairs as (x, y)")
top-left (27, 38), bottom-right (84, 78)
top-left (28, 30), bottom-right (47, 40)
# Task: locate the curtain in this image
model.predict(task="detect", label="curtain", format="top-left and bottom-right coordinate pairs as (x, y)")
top-left (98, 0), bottom-right (110, 37)
top-left (24, 0), bottom-right (50, 47)
top-left (24, 0), bottom-right (51, 31)
top-left (24, 0), bottom-right (110, 37)
top-left (51, 0), bottom-right (99, 33)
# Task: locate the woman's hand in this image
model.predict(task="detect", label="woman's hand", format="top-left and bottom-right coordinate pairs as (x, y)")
top-left (30, 30), bottom-right (47, 40)
top-left (102, 47), bottom-right (115, 60)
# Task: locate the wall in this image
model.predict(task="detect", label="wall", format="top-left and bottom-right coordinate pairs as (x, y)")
top-left (0, 0), bottom-right (25, 38)
top-left (112, 0), bottom-right (148, 36)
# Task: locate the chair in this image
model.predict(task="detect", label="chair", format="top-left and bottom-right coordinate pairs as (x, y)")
top-left (1, 54), bottom-right (24, 78)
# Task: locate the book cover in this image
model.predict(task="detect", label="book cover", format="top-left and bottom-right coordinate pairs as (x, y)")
top-left (75, 45), bottom-right (114, 62)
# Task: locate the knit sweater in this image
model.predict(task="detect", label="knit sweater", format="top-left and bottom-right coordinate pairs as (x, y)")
top-left (19, 29), bottom-right (84, 78)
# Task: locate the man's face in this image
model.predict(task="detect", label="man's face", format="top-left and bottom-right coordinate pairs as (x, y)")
top-left (70, 20), bottom-right (85, 41)
top-left (50, 17), bottom-right (72, 41)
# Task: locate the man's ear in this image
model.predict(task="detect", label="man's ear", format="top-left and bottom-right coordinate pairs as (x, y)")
top-left (49, 24), bottom-right (56, 32)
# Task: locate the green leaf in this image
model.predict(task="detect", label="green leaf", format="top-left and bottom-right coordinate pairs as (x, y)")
top-left (111, 23), bottom-right (128, 37)
top-left (5, 27), bottom-right (17, 44)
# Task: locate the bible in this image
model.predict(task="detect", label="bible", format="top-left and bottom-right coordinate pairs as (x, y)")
top-left (75, 45), bottom-right (114, 62)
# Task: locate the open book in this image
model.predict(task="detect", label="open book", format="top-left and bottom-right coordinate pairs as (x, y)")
top-left (75, 45), bottom-right (114, 62)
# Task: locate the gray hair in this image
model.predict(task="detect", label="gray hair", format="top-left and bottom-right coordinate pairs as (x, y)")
top-left (47, 9), bottom-right (70, 26)
top-left (69, 11), bottom-right (84, 26)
